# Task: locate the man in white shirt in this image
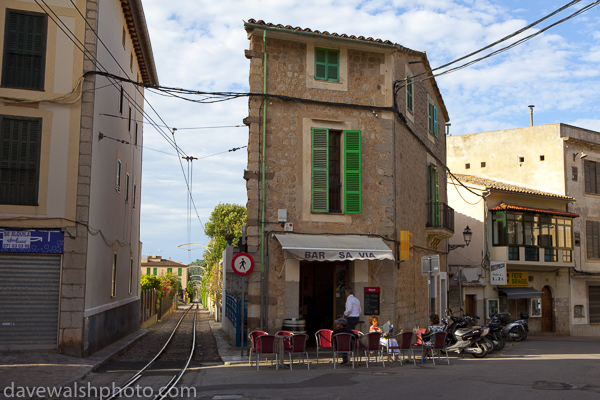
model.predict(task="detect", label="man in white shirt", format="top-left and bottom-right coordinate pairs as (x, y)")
top-left (343, 287), bottom-right (361, 330)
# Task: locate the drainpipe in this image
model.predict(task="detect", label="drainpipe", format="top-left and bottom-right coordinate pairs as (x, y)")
top-left (260, 30), bottom-right (267, 331)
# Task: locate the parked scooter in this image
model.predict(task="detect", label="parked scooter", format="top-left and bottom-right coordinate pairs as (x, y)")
top-left (487, 314), bottom-right (508, 351)
top-left (502, 312), bottom-right (529, 341)
top-left (442, 313), bottom-right (489, 358)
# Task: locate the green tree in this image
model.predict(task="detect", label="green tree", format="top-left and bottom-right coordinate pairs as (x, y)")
top-left (141, 275), bottom-right (161, 292)
top-left (204, 203), bottom-right (247, 244)
top-left (187, 280), bottom-right (196, 302)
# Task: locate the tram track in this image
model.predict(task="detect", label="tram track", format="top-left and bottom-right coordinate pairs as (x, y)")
top-left (104, 303), bottom-right (198, 400)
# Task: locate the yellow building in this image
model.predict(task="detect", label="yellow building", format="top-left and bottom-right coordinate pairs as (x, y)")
top-left (0, 0), bottom-right (157, 355)
top-left (141, 256), bottom-right (189, 290)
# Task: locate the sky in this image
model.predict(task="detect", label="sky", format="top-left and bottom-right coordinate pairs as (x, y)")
top-left (137, 0), bottom-right (600, 263)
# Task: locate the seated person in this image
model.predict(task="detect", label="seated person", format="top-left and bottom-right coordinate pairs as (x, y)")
top-left (333, 317), bottom-right (357, 365)
top-left (423, 313), bottom-right (444, 348)
top-left (369, 315), bottom-right (400, 361)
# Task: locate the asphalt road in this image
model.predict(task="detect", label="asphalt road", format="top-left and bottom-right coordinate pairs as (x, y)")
top-left (76, 333), bottom-right (600, 400)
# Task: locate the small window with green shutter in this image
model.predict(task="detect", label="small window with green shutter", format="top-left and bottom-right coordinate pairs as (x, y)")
top-left (428, 164), bottom-right (439, 227)
top-left (167, 267), bottom-right (172, 274)
top-left (428, 102), bottom-right (438, 137)
top-left (146, 267), bottom-right (150, 275)
top-left (406, 75), bottom-right (413, 113)
top-left (178, 268), bottom-right (182, 276)
top-left (311, 127), bottom-right (361, 214)
top-left (153, 267), bottom-right (157, 275)
top-left (2, 10), bottom-right (47, 90)
top-left (315, 48), bottom-right (339, 82)
top-left (0, 115), bottom-right (42, 205)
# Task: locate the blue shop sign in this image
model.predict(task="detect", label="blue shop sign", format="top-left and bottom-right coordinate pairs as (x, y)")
top-left (0, 229), bottom-right (64, 254)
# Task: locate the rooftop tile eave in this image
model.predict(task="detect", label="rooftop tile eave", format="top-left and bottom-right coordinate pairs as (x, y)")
top-left (452, 174), bottom-right (574, 200)
top-left (244, 19), bottom-right (449, 122)
top-left (123, 0), bottom-right (159, 86)
top-left (490, 203), bottom-right (580, 218)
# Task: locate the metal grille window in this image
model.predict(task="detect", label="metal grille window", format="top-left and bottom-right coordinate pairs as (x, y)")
top-left (508, 246), bottom-right (519, 260)
top-left (525, 246), bottom-right (539, 261)
top-left (0, 115), bottom-right (42, 205)
top-left (2, 10), bottom-right (47, 90)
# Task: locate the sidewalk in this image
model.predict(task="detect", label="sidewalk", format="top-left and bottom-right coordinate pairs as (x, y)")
top-left (0, 329), bottom-right (148, 399)
top-left (208, 320), bottom-right (248, 365)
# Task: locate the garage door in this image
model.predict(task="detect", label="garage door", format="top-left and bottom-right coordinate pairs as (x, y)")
top-left (0, 254), bottom-right (61, 350)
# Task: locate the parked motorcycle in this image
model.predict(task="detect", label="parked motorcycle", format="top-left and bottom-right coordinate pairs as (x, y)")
top-left (502, 312), bottom-right (529, 341)
top-left (442, 314), bottom-right (489, 358)
top-left (487, 314), bottom-right (507, 351)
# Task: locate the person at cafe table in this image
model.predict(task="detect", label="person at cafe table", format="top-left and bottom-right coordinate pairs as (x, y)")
top-left (333, 317), bottom-right (358, 366)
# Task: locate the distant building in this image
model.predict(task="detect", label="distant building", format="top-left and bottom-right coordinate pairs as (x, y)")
top-left (0, 0), bottom-right (157, 355)
top-left (242, 19), bottom-right (453, 337)
top-left (448, 123), bottom-right (600, 335)
top-left (141, 256), bottom-right (189, 289)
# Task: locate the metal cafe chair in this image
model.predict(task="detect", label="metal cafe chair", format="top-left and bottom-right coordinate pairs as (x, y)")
top-left (285, 333), bottom-right (310, 370)
top-left (248, 330), bottom-right (266, 367)
top-left (386, 331), bottom-right (415, 365)
top-left (362, 331), bottom-right (385, 368)
top-left (255, 334), bottom-right (279, 371)
top-left (430, 331), bottom-right (450, 365)
top-left (333, 332), bottom-right (357, 369)
top-left (315, 329), bottom-right (334, 364)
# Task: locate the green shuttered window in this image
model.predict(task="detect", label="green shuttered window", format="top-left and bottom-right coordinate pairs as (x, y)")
top-left (315, 48), bottom-right (339, 82)
top-left (2, 10), bottom-right (46, 90)
top-left (311, 128), bottom-right (361, 214)
top-left (406, 75), bottom-right (413, 112)
top-left (428, 102), bottom-right (438, 137)
top-left (0, 115), bottom-right (42, 205)
top-left (344, 130), bottom-right (361, 213)
top-left (587, 220), bottom-right (600, 259)
top-left (428, 164), bottom-right (439, 226)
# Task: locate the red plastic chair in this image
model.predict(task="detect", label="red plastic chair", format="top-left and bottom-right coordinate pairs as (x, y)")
top-left (333, 332), bottom-right (356, 369)
top-left (256, 334), bottom-right (279, 371)
top-left (386, 331), bottom-right (415, 365)
top-left (362, 331), bottom-right (385, 368)
top-left (276, 330), bottom-right (294, 352)
top-left (412, 328), bottom-right (428, 363)
top-left (248, 330), bottom-right (266, 367)
top-left (286, 333), bottom-right (310, 370)
top-left (430, 331), bottom-right (450, 365)
top-left (315, 329), bottom-right (334, 364)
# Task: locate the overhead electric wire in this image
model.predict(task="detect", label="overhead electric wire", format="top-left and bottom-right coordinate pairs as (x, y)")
top-left (395, 0), bottom-right (599, 90)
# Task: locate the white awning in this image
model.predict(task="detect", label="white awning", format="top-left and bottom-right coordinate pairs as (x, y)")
top-left (274, 234), bottom-right (395, 262)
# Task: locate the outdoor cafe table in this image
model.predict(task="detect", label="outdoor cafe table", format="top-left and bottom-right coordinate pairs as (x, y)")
top-left (274, 333), bottom-right (293, 369)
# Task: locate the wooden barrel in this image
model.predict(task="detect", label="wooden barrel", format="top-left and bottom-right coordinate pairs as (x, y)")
top-left (282, 318), bottom-right (306, 334)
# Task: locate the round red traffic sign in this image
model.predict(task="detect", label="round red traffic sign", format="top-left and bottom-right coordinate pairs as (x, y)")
top-left (231, 252), bottom-right (254, 276)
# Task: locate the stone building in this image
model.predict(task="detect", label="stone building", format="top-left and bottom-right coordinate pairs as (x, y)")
top-left (447, 124), bottom-right (600, 335)
top-left (0, 0), bottom-right (157, 355)
top-left (241, 19), bottom-right (454, 337)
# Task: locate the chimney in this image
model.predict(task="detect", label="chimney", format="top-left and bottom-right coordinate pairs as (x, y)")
top-left (528, 105), bottom-right (535, 126)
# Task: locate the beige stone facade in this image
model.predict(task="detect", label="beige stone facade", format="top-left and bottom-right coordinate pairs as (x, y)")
top-left (447, 124), bottom-right (600, 335)
top-left (242, 20), bottom-right (453, 337)
top-left (0, 0), bottom-right (157, 355)
top-left (141, 256), bottom-right (189, 289)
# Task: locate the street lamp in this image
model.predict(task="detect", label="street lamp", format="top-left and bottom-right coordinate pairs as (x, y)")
top-left (448, 226), bottom-right (472, 251)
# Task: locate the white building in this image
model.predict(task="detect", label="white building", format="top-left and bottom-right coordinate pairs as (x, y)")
top-left (0, 0), bottom-right (157, 355)
top-left (447, 124), bottom-right (600, 335)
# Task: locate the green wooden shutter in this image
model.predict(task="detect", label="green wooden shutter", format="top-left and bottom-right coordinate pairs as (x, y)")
top-left (311, 128), bottom-right (329, 212)
top-left (0, 116), bottom-right (41, 205)
top-left (178, 268), bottom-right (182, 276)
top-left (315, 48), bottom-right (327, 80)
top-left (433, 106), bottom-right (438, 137)
top-left (167, 268), bottom-right (172, 274)
top-left (2, 11), bottom-right (46, 89)
top-left (146, 267), bottom-right (150, 275)
top-left (428, 103), bottom-right (433, 133)
top-left (428, 164), bottom-right (439, 226)
top-left (327, 50), bottom-right (339, 81)
top-left (406, 75), bottom-right (413, 112)
top-left (153, 268), bottom-right (157, 275)
top-left (344, 130), bottom-right (361, 214)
